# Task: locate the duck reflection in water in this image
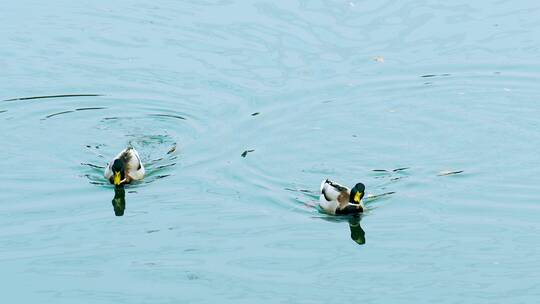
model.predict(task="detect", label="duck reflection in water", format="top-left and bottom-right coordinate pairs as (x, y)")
top-left (317, 215), bottom-right (366, 245)
top-left (112, 186), bottom-right (126, 216)
top-left (348, 215), bottom-right (366, 245)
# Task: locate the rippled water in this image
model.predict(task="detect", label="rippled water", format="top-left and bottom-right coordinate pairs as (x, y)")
top-left (2, 1), bottom-right (540, 303)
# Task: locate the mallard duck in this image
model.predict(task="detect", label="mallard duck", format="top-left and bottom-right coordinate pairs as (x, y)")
top-left (319, 179), bottom-right (365, 215)
top-left (104, 147), bottom-right (145, 186)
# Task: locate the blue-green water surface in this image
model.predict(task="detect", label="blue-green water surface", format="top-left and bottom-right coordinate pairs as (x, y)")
top-left (1, 1), bottom-right (540, 303)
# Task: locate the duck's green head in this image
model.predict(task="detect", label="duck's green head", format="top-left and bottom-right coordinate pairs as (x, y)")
top-left (350, 183), bottom-right (365, 203)
top-left (112, 159), bottom-right (125, 186)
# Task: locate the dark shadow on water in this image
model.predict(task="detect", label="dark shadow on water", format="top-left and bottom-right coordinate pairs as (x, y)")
top-left (112, 187), bottom-right (126, 216)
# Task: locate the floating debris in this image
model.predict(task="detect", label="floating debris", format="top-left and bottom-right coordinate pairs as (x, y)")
top-left (373, 56), bottom-right (384, 63)
top-left (421, 74), bottom-right (437, 78)
top-left (438, 170), bottom-right (464, 176)
top-left (146, 229), bottom-right (160, 234)
top-left (241, 149), bottom-right (255, 157)
top-left (251, 112), bottom-right (260, 116)
top-left (372, 169), bottom-right (389, 172)
top-left (167, 145), bottom-right (176, 154)
top-left (4, 94), bottom-right (103, 102)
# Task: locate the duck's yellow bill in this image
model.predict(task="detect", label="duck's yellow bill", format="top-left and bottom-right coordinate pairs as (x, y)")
top-left (114, 172), bottom-right (121, 186)
top-left (354, 192), bottom-right (362, 203)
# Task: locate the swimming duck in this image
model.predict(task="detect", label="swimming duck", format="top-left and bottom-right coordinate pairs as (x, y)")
top-left (104, 147), bottom-right (145, 186)
top-left (319, 179), bottom-right (365, 215)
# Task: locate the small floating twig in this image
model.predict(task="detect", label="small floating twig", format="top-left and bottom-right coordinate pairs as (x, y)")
top-left (241, 149), bottom-right (255, 158)
top-left (251, 112), bottom-right (260, 116)
top-left (4, 94), bottom-right (103, 102)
